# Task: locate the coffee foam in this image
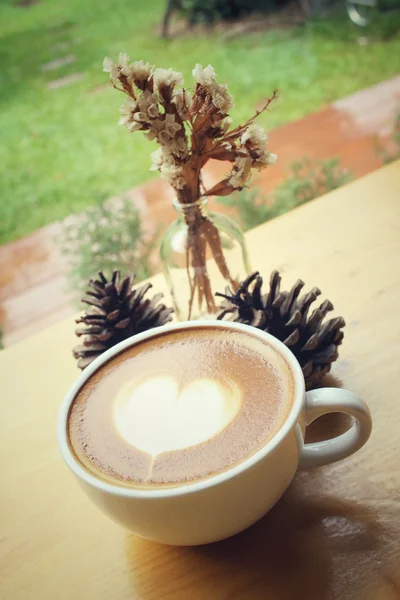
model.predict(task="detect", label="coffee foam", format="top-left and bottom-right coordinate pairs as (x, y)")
top-left (68, 327), bottom-right (295, 488)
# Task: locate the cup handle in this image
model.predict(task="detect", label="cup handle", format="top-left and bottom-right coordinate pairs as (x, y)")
top-left (299, 388), bottom-right (372, 469)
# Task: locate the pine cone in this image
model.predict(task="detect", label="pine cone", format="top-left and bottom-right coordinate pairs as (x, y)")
top-left (73, 271), bottom-right (173, 370)
top-left (216, 271), bottom-right (345, 390)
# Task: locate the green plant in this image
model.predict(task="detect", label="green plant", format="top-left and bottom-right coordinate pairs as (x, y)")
top-left (273, 157), bottom-right (352, 209)
top-left (217, 157), bottom-right (352, 231)
top-left (0, 326), bottom-right (4, 350)
top-left (376, 112), bottom-right (400, 164)
top-left (58, 197), bottom-right (155, 296)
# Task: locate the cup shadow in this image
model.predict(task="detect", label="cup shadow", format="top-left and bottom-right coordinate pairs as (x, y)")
top-left (125, 480), bottom-right (383, 600)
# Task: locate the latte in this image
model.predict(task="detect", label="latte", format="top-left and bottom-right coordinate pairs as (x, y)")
top-left (68, 327), bottom-right (294, 488)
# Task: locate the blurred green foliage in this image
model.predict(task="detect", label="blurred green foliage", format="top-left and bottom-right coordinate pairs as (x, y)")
top-left (376, 112), bottom-right (400, 164)
top-left (0, 0), bottom-right (399, 244)
top-left (217, 157), bottom-right (352, 231)
top-left (58, 197), bottom-right (155, 297)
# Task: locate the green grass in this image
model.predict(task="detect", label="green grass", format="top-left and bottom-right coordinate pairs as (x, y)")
top-left (0, 0), bottom-right (399, 244)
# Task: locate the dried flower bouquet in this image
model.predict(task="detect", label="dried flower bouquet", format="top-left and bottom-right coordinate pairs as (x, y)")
top-left (104, 54), bottom-right (277, 317)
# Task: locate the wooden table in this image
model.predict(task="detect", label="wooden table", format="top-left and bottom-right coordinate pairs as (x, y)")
top-left (1, 162), bottom-right (399, 600)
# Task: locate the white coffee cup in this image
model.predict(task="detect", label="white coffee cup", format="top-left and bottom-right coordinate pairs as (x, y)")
top-left (57, 321), bottom-right (372, 546)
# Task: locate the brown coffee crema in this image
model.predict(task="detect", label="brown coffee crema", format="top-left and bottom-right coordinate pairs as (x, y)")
top-left (68, 327), bottom-right (295, 489)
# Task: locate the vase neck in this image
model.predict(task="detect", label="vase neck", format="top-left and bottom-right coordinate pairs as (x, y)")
top-left (173, 197), bottom-right (209, 219)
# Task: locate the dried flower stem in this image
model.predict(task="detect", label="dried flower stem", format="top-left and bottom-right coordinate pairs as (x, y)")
top-left (185, 206), bottom-right (236, 318)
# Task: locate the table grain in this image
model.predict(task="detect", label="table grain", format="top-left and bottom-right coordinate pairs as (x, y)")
top-left (1, 161), bottom-right (399, 600)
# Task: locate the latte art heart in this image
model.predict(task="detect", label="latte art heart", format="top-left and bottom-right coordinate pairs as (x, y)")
top-left (114, 375), bottom-right (241, 457)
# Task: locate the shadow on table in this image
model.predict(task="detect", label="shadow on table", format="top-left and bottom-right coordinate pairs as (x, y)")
top-left (125, 482), bottom-right (383, 600)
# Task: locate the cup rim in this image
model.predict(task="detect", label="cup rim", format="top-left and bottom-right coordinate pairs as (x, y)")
top-left (57, 320), bottom-right (305, 498)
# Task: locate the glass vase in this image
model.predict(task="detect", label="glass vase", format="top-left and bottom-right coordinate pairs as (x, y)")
top-left (159, 197), bottom-right (250, 321)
